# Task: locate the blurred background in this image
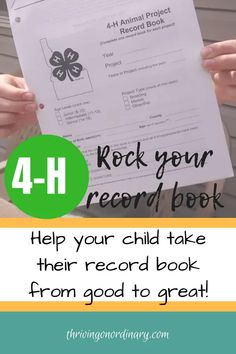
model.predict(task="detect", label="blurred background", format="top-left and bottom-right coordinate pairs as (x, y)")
top-left (0, 0), bottom-right (236, 217)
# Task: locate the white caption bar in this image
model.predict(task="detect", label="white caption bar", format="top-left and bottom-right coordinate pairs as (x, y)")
top-left (0, 228), bottom-right (235, 305)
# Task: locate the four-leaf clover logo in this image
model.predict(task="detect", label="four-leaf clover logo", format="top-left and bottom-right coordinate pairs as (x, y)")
top-left (49, 48), bottom-right (83, 82)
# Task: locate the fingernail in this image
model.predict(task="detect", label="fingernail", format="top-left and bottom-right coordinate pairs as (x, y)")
top-left (22, 92), bottom-right (35, 101)
top-left (25, 103), bottom-right (37, 112)
top-left (201, 47), bottom-right (214, 59)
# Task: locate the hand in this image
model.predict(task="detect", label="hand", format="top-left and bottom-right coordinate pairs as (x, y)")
top-left (201, 40), bottom-right (236, 104)
top-left (0, 74), bottom-right (38, 138)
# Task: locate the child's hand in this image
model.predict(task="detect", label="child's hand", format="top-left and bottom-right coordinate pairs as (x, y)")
top-left (201, 40), bottom-right (236, 104)
top-left (0, 74), bottom-right (38, 138)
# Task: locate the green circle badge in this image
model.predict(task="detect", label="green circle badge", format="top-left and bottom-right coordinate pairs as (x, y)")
top-left (4, 135), bottom-right (89, 219)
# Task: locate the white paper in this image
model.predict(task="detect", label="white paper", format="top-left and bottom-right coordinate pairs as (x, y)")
top-left (7, 0), bottom-right (234, 203)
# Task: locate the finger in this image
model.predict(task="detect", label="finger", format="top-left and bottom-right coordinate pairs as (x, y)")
top-left (3, 74), bottom-right (25, 87)
top-left (14, 112), bottom-right (38, 129)
top-left (0, 124), bottom-right (18, 138)
top-left (213, 71), bottom-right (236, 86)
top-left (0, 83), bottom-right (34, 101)
top-left (0, 112), bottom-right (18, 126)
top-left (215, 84), bottom-right (236, 104)
top-left (0, 112), bottom-right (38, 138)
top-left (10, 76), bottom-right (30, 91)
top-left (0, 74), bottom-right (34, 98)
top-left (202, 54), bottom-right (236, 71)
top-left (0, 111), bottom-right (38, 127)
top-left (201, 40), bottom-right (236, 59)
top-left (0, 97), bottom-right (38, 113)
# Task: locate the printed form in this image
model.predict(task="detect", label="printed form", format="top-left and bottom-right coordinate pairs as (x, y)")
top-left (7, 0), bottom-right (234, 202)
